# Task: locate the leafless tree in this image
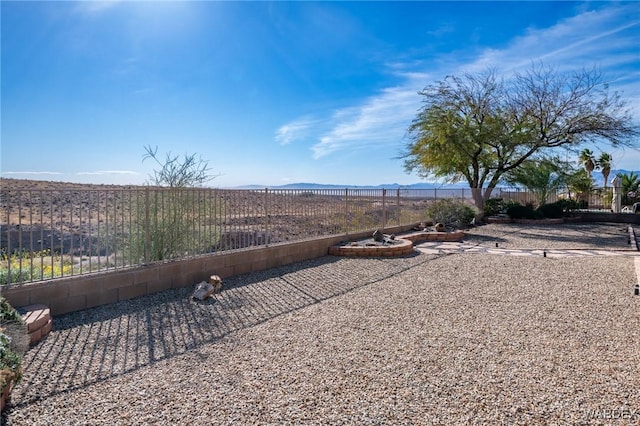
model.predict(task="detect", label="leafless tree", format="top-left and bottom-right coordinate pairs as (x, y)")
top-left (143, 145), bottom-right (218, 188)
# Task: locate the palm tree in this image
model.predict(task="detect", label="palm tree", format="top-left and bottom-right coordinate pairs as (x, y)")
top-left (620, 172), bottom-right (640, 205)
top-left (579, 149), bottom-right (596, 178)
top-left (566, 169), bottom-right (594, 208)
top-left (504, 158), bottom-right (565, 206)
top-left (598, 152), bottom-right (612, 188)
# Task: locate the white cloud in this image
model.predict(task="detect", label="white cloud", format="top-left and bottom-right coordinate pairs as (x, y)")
top-left (311, 85), bottom-right (420, 159)
top-left (76, 171), bottom-right (140, 176)
top-left (277, 4), bottom-right (639, 161)
top-left (275, 116), bottom-right (318, 145)
top-left (464, 5), bottom-right (639, 76)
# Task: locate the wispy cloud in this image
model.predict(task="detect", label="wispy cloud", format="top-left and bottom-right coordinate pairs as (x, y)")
top-left (275, 116), bottom-right (319, 145)
top-left (76, 171), bottom-right (140, 176)
top-left (311, 84), bottom-right (420, 159)
top-left (277, 4), bottom-right (639, 161)
top-left (465, 6), bottom-right (639, 75)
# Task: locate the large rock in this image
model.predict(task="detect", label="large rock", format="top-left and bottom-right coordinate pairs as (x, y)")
top-left (192, 275), bottom-right (223, 301)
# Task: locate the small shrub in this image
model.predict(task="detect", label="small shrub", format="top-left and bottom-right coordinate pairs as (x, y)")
top-left (504, 200), bottom-right (521, 210)
top-left (0, 331), bottom-right (23, 387)
top-left (0, 298), bottom-right (23, 323)
top-left (426, 199), bottom-right (476, 228)
top-left (484, 198), bottom-right (505, 216)
top-left (537, 202), bottom-right (564, 219)
top-left (0, 297), bottom-right (27, 387)
top-left (556, 199), bottom-right (581, 212)
top-left (506, 204), bottom-right (543, 220)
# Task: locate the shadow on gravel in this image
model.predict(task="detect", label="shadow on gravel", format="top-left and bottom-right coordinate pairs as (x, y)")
top-left (466, 223), bottom-right (632, 250)
top-left (7, 251), bottom-right (431, 412)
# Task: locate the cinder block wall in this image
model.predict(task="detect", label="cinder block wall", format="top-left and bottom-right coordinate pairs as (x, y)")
top-left (1, 225), bottom-right (415, 316)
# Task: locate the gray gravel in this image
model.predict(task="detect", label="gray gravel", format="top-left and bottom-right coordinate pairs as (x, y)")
top-left (3, 223), bottom-right (640, 425)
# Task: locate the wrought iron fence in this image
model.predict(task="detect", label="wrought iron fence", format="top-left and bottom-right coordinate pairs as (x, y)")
top-left (2, 184), bottom-right (629, 286)
top-left (0, 187), bottom-right (478, 285)
top-left (493, 186), bottom-right (620, 211)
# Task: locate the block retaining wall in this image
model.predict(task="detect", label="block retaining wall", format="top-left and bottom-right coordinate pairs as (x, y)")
top-left (1, 225), bottom-right (416, 316)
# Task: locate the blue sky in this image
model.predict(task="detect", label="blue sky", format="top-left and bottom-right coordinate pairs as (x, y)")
top-left (2, 1), bottom-right (639, 187)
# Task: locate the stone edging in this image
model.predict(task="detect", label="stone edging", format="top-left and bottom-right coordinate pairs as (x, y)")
top-left (630, 226), bottom-right (640, 251)
top-left (328, 238), bottom-right (414, 257)
top-left (20, 304), bottom-right (52, 346)
top-left (328, 230), bottom-right (466, 257)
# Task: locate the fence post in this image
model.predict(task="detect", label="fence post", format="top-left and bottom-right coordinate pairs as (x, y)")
top-left (396, 189), bottom-right (401, 226)
top-left (382, 189), bottom-right (387, 229)
top-left (4, 190), bottom-right (12, 285)
top-left (144, 188), bottom-right (150, 265)
top-left (344, 188), bottom-right (349, 236)
top-left (264, 188), bottom-right (270, 247)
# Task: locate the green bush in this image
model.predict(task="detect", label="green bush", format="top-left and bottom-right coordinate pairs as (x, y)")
top-left (0, 298), bottom-right (23, 323)
top-left (506, 204), bottom-right (543, 220)
top-left (553, 199), bottom-right (580, 212)
top-left (484, 198), bottom-right (505, 216)
top-left (0, 296), bottom-right (26, 387)
top-left (537, 202), bottom-right (565, 219)
top-left (126, 189), bottom-right (223, 262)
top-left (426, 199), bottom-right (476, 228)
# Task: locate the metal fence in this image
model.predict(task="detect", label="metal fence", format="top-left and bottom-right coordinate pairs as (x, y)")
top-left (1, 187), bottom-right (477, 285)
top-left (493, 186), bottom-right (626, 211)
top-left (1, 184), bottom-right (629, 286)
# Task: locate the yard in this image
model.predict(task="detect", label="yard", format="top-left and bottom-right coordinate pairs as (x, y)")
top-left (2, 223), bottom-right (639, 425)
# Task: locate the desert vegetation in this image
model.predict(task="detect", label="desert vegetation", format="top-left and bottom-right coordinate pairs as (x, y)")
top-left (403, 64), bottom-right (638, 216)
top-left (0, 178), bottom-right (440, 285)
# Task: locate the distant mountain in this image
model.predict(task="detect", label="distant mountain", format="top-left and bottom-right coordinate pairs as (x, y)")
top-left (232, 169), bottom-right (640, 190)
top-left (230, 182), bottom-right (470, 190)
top-left (592, 169), bottom-right (640, 187)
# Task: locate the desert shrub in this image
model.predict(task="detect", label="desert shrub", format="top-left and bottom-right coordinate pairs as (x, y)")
top-left (0, 297), bottom-right (27, 387)
top-left (0, 298), bottom-right (22, 323)
top-left (129, 147), bottom-right (221, 262)
top-left (126, 189), bottom-right (223, 262)
top-left (537, 202), bottom-right (564, 219)
top-left (506, 204), bottom-right (543, 220)
top-left (484, 198), bottom-right (522, 217)
top-left (555, 199), bottom-right (581, 212)
top-left (426, 199), bottom-right (476, 228)
top-left (484, 198), bottom-right (505, 216)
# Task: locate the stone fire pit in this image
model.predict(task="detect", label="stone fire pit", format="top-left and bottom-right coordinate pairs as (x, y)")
top-left (329, 227), bottom-right (466, 257)
top-left (329, 237), bottom-right (414, 257)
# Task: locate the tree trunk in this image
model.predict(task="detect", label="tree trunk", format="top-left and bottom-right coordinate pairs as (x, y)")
top-left (471, 187), bottom-right (485, 220)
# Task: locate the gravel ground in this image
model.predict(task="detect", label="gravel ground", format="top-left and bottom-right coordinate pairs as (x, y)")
top-left (3, 223), bottom-right (640, 425)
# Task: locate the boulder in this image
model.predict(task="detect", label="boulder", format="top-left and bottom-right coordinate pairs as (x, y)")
top-left (192, 275), bottom-right (223, 301)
